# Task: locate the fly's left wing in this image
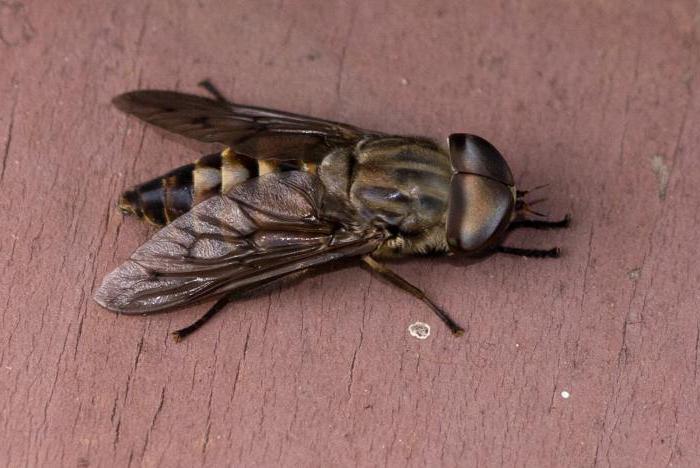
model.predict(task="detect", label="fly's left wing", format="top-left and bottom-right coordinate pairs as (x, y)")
top-left (94, 171), bottom-right (383, 313)
top-left (112, 90), bottom-right (383, 162)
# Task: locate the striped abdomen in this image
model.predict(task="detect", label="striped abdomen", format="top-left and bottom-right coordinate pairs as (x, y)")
top-left (119, 148), bottom-right (317, 226)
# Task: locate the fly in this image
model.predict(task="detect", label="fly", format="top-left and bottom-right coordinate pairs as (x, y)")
top-left (94, 81), bottom-right (570, 341)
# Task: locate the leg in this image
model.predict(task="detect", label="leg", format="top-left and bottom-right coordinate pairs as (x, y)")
top-left (361, 256), bottom-right (465, 336)
top-left (198, 79), bottom-right (228, 102)
top-left (172, 293), bottom-right (235, 342)
top-left (496, 246), bottom-right (560, 258)
top-left (172, 270), bottom-right (297, 341)
top-left (508, 214), bottom-right (571, 231)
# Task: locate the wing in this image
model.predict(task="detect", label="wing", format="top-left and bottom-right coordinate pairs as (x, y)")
top-left (94, 171), bottom-right (383, 313)
top-left (112, 90), bottom-right (382, 161)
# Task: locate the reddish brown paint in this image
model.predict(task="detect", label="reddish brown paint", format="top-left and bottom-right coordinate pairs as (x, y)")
top-left (1, 1), bottom-right (700, 466)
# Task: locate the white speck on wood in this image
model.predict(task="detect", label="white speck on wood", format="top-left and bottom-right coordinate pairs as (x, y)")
top-left (408, 322), bottom-right (430, 340)
top-left (650, 154), bottom-right (670, 200)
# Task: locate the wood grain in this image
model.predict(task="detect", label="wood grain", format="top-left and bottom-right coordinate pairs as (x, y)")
top-left (2, 1), bottom-right (699, 466)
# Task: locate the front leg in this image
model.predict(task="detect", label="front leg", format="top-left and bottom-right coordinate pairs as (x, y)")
top-left (496, 246), bottom-right (560, 258)
top-left (503, 188), bottom-right (570, 258)
top-left (508, 214), bottom-right (571, 231)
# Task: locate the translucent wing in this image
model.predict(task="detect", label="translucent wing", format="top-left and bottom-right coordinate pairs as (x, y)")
top-left (94, 171), bottom-right (383, 313)
top-left (112, 90), bottom-right (381, 161)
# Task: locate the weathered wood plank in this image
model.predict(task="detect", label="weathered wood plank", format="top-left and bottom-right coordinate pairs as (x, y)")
top-left (1, 1), bottom-right (699, 466)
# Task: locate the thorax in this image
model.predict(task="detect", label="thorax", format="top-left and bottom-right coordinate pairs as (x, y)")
top-left (318, 136), bottom-right (452, 256)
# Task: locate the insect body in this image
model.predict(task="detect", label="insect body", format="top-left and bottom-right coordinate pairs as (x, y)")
top-left (95, 81), bottom-right (570, 340)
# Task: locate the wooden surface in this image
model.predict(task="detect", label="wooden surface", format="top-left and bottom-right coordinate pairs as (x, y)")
top-left (2, 1), bottom-right (699, 466)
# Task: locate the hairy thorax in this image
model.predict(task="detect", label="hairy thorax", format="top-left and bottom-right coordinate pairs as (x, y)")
top-left (318, 136), bottom-right (452, 257)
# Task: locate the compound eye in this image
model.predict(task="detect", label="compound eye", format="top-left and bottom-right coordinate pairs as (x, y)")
top-left (446, 174), bottom-right (514, 253)
top-left (448, 134), bottom-right (514, 186)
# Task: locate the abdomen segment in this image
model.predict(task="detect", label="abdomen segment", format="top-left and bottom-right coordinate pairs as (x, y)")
top-left (118, 148), bottom-right (316, 226)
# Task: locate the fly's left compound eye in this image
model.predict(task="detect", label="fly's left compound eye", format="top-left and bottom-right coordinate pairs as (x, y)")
top-left (446, 134), bottom-right (515, 253)
top-left (448, 133), bottom-right (513, 185)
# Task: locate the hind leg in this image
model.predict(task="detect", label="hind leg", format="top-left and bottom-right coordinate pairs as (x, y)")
top-left (198, 79), bottom-right (228, 102)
